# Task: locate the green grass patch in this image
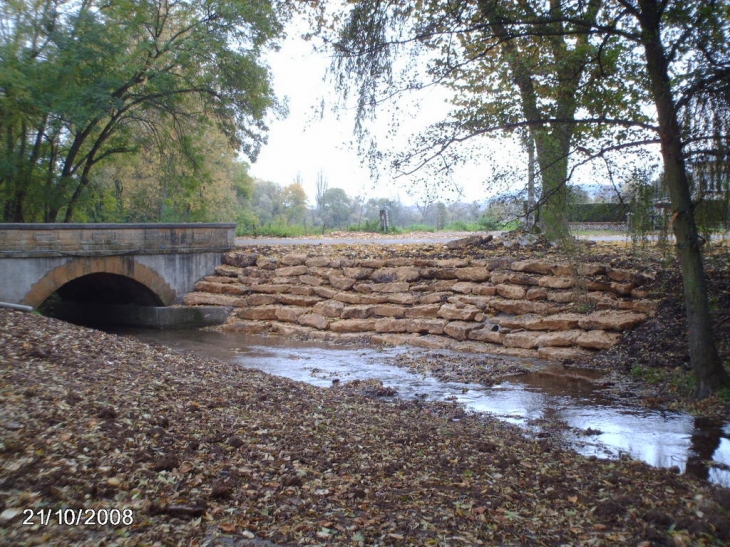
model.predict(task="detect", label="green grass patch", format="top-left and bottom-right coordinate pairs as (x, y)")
top-left (347, 219), bottom-right (383, 233)
top-left (402, 224), bottom-right (436, 233)
top-left (236, 223), bottom-right (311, 237)
top-left (443, 221), bottom-right (483, 232)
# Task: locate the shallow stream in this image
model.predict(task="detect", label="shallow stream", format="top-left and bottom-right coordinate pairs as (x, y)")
top-left (119, 328), bottom-right (730, 486)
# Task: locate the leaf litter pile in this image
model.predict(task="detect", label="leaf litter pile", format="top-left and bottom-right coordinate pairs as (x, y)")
top-left (2, 309), bottom-right (730, 547)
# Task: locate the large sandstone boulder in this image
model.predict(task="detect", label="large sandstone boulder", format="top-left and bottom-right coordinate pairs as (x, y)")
top-left (503, 331), bottom-right (542, 349)
top-left (387, 293), bottom-right (420, 305)
top-left (305, 257), bottom-right (330, 267)
top-left (289, 285), bottom-right (314, 296)
top-left (371, 333), bottom-right (415, 346)
top-left (444, 321), bottom-right (482, 341)
top-left (298, 313), bottom-right (330, 330)
top-left (341, 305), bottom-right (375, 319)
top-left (406, 319), bottom-right (448, 335)
top-left (313, 287), bottom-right (338, 299)
top-left (371, 304), bottom-right (407, 318)
top-left (527, 313), bottom-right (584, 331)
top-left (313, 300), bottom-right (345, 318)
top-left (370, 282), bottom-right (410, 293)
top-left (490, 299), bottom-right (562, 315)
top-left (330, 319), bottom-right (377, 333)
top-left (215, 264), bottom-right (244, 277)
top-left (536, 330), bottom-right (583, 347)
top-left (526, 287), bottom-right (548, 301)
top-left (576, 330), bottom-right (621, 349)
top-left (239, 305), bottom-right (279, 321)
top-left (472, 285), bottom-right (497, 296)
top-left (275, 265), bottom-right (308, 277)
top-left (193, 281), bottom-right (248, 295)
top-left (184, 293), bottom-right (245, 307)
top-left (271, 322), bottom-right (315, 337)
top-left (510, 259), bottom-right (554, 275)
top-left (578, 310), bottom-right (647, 331)
top-left (617, 299), bottom-right (658, 315)
top-left (299, 275), bottom-right (324, 287)
top-left (249, 284), bottom-right (292, 294)
top-left (452, 282), bottom-right (477, 294)
top-left (246, 294), bottom-right (278, 306)
top-left (279, 253), bottom-right (308, 266)
top-left (405, 304), bottom-right (441, 318)
top-left (278, 294), bottom-right (322, 307)
top-left (256, 256), bottom-right (279, 270)
top-left (223, 252), bottom-right (259, 268)
top-left (343, 267), bottom-right (373, 280)
top-left (409, 335), bottom-right (452, 350)
top-left (454, 267), bottom-right (490, 282)
top-left (438, 304), bottom-right (481, 321)
top-left (374, 318), bottom-right (409, 333)
top-left (496, 284), bottom-right (526, 300)
top-left (468, 328), bottom-right (505, 344)
top-left (275, 306), bottom-right (309, 323)
top-left (329, 275), bottom-right (356, 291)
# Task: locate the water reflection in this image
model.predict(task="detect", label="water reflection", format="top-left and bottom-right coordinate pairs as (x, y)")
top-left (117, 328), bottom-right (730, 486)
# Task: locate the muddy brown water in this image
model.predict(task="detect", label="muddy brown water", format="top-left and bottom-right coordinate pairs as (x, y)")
top-left (117, 327), bottom-right (730, 487)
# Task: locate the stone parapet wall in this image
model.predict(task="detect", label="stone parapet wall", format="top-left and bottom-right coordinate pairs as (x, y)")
top-left (184, 250), bottom-right (658, 361)
top-left (0, 223), bottom-right (235, 258)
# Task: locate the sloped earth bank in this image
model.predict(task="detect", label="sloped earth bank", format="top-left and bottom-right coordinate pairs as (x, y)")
top-left (2, 311), bottom-right (730, 546)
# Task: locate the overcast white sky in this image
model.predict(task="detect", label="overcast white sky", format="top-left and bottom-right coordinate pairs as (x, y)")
top-left (248, 26), bottom-right (506, 207)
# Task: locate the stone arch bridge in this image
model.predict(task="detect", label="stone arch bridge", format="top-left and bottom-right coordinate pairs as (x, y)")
top-left (0, 223), bottom-right (234, 327)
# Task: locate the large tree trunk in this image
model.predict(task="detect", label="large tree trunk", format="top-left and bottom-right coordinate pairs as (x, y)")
top-left (637, 0), bottom-right (728, 397)
top-left (534, 130), bottom-right (571, 242)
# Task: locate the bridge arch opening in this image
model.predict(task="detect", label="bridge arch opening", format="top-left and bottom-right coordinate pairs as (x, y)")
top-left (51, 273), bottom-right (165, 306)
top-left (39, 273), bottom-right (166, 328)
top-left (23, 256), bottom-right (177, 310)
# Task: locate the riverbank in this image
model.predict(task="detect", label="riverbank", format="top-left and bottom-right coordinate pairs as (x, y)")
top-left (1, 309), bottom-right (729, 546)
top-left (209, 236), bottom-right (730, 418)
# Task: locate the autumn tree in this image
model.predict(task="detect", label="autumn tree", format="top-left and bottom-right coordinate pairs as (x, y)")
top-left (591, 0), bottom-right (730, 397)
top-left (88, 124), bottom-right (256, 223)
top-left (326, 0), bottom-right (642, 241)
top-left (0, 0), bottom-right (285, 222)
top-left (281, 182), bottom-right (308, 225)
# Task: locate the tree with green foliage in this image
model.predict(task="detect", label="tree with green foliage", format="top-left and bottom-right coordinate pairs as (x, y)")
top-left (281, 182), bottom-right (308, 226)
top-left (86, 124), bottom-right (256, 223)
top-left (594, 0), bottom-right (730, 397)
top-left (0, 0), bottom-right (285, 222)
top-left (320, 187), bottom-right (352, 230)
top-left (327, 0), bottom-right (646, 241)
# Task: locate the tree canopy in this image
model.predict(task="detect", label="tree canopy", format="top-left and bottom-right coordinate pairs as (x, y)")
top-left (0, 0), bottom-right (286, 222)
top-left (328, 0), bottom-right (655, 240)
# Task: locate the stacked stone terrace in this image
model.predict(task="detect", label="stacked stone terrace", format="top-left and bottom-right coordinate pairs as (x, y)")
top-left (184, 250), bottom-right (658, 361)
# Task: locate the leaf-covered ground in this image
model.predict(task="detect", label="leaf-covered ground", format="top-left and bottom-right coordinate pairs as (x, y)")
top-left (2, 309), bottom-right (730, 547)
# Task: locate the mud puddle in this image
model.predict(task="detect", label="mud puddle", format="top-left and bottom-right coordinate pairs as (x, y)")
top-left (118, 328), bottom-right (730, 486)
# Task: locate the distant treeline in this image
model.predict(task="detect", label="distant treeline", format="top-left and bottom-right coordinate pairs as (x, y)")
top-left (568, 201), bottom-right (729, 227)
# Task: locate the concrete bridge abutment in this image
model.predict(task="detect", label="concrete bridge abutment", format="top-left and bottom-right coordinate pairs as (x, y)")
top-left (0, 223), bottom-right (235, 328)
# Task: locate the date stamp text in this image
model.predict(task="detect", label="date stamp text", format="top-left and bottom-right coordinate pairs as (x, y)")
top-left (22, 508), bottom-right (134, 527)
